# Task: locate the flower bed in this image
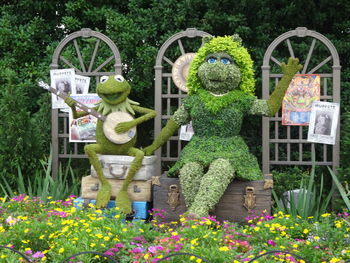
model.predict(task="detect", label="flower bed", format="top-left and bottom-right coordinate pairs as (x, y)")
top-left (0, 195), bottom-right (349, 262)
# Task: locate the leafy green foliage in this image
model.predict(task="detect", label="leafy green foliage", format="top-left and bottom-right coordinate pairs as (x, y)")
top-left (0, 153), bottom-right (80, 202)
top-left (272, 164), bottom-right (335, 221)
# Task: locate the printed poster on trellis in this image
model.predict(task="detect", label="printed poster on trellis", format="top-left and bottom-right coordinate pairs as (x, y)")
top-left (282, 74), bottom-right (320, 126)
top-left (68, 94), bottom-right (100, 143)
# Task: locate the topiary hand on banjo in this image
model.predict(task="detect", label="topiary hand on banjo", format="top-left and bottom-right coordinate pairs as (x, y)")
top-left (143, 35), bottom-right (302, 218)
top-left (64, 75), bottom-right (156, 213)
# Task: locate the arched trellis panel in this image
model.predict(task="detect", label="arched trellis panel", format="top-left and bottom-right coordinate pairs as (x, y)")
top-left (50, 28), bottom-right (122, 177)
top-left (154, 28), bottom-right (212, 177)
top-left (262, 27), bottom-right (341, 174)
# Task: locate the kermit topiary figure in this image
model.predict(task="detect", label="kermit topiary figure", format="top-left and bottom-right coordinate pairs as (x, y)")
top-left (144, 35), bottom-right (302, 218)
top-left (65, 75), bottom-right (156, 213)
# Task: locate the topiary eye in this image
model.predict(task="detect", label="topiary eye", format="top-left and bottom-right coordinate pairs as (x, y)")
top-left (207, 57), bottom-right (217, 64)
top-left (100, 76), bottom-right (108, 83)
top-left (114, 75), bottom-right (125, 82)
top-left (221, 58), bottom-right (231, 65)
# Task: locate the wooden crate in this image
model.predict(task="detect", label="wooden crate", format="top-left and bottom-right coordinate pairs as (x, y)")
top-left (152, 174), bottom-right (273, 222)
top-left (152, 175), bottom-right (187, 222)
top-left (81, 175), bottom-right (152, 202)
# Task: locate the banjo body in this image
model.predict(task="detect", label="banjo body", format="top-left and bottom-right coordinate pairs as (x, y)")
top-left (102, 111), bottom-right (136, 144)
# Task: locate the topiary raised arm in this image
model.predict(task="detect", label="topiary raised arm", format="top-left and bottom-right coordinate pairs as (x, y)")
top-left (266, 57), bottom-right (303, 116)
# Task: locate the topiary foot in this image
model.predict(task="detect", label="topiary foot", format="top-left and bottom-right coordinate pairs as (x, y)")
top-left (95, 182), bottom-right (112, 208)
top-left (116, 190), bottom-right (133, 215)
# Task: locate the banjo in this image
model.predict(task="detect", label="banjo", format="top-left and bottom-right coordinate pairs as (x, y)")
top-left (38, 81), bottom-right (136, 144)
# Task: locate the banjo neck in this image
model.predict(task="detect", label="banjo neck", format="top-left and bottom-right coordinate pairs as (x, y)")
top-left (38, 80), bottom-right (106, 122)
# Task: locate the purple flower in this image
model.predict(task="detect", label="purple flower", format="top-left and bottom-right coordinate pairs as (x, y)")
top-left (32, 251), bottom-right (45, 258)
top-left (103, 251), bottom-right (115, 256)
top-left (148, 245), bottom-right (163, 254)
top-left (267, 240), bottom-right (276, 246)
top-left (115, 243), bottom-right (124, 248)
top-left (131, 247), bottom-right (144, 253)
top-left (133, 236), bottom-right (147, 243)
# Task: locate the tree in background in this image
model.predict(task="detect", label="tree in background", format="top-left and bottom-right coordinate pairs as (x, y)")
top-left (0, 0), bottom-right (349, 183)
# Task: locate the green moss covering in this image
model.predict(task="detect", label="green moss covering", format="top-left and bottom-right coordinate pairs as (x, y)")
top-left (68, 75), bottom-right (156, 213)
top-left (145, 35), bottom-right (301, 218)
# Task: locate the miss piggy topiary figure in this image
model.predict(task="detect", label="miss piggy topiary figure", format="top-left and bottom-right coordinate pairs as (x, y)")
top-left (144, 35), bottom-right (302, 218)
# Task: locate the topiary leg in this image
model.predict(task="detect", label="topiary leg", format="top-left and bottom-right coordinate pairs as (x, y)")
top-left (179, 162), bottom-right (204, 207)
top-left (188, 158), bottom-right (234, 218)
top-left (84, 144), bottom-right (111, 208)
top-left (115, 147), bottom-right (144, 215)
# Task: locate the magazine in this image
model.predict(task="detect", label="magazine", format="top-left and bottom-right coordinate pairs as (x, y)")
top-left (179, 121), bottom-right (194, 141)
top-left (75, 75), bottom-right (90, 94)
top-left (68, 94), bottom-right (101, 143)
top-left (307, 101), bottom-right (340, 145)
top-left (50, 68), bottom-right (76, 109)
top-left (282, 74), bottom-right (320, 125)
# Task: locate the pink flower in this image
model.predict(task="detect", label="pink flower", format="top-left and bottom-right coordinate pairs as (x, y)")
top-left (131, 247), bottom-right (144, 253)
top-left (32, 251), bottom-right (45, 258)
top-left (103, 251), bottom-right (115, 256)
top-left (267, 240), bottom-right (276, 246)
top-left (115, 243), bottom-right (124, 248)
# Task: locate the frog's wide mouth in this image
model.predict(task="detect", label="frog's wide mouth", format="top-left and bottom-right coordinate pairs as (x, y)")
top-left (99, 92), bottom-right (122, 101)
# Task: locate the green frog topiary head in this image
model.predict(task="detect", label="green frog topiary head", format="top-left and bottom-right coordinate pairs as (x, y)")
top-left (187, 35), bottom-right (255, 96)
top-left (97, 75), bottom-right (131, 105)
top-left (96, 75), bottom-right (139, 116)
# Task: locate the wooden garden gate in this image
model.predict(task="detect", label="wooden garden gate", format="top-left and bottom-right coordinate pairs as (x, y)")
top-left (50, 28), bottom-right (122, 178)
top-left (262, 27), bottom-right (341, 174)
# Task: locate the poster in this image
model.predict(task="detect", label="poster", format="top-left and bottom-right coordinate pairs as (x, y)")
top-left (75, 75), bottom-right (90, 94)
top-left (50, 68), bottom-right (76, 109)
top-left (179, 121), bottom-right (194, 141)
top-left (282, 74), bottom-right (320, 125)
top-left (307, 101), bottom-right (339, 145)
top-left (68, 94), bottom-right (101, 143)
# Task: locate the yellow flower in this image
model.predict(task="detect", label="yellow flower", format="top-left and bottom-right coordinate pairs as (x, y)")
top-left (219, 246), bottom-right (229, 251)
top-left (144, 254), bottom-right (150, 259)
top-left (330, 258), bottom-right (341, 263)
top-left (0, 255), bottom-right (7, 259)
top-left (122, 228), bottom-right (127, 232)
top-left (314, 236), bottom-right (320, 241)
top-left (321, 213), bottom-right (331, 218)
top-left (58, 248), bottom-right (64, 254)
top-left (196, 259), bottom-right (202, 263)
top-left (303, 229), bottom-right (309, 234)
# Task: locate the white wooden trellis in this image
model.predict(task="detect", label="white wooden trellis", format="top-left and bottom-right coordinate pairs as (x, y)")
top-left (262, 27), bottom-right (341, 174)
top-left (50, 28), bottom-right (122, 178)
